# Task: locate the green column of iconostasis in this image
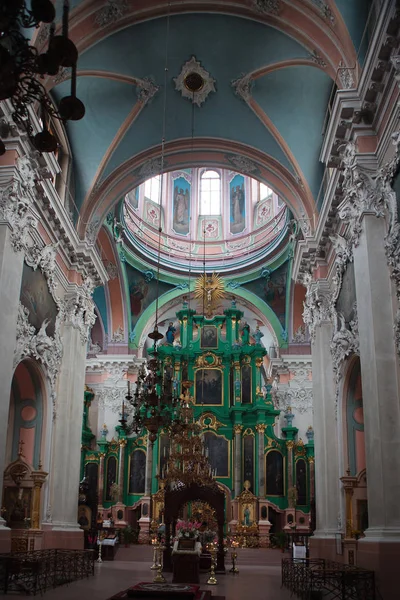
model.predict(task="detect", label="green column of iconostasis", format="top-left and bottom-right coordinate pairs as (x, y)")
top-left (80, 223), bottom-right (314, 518)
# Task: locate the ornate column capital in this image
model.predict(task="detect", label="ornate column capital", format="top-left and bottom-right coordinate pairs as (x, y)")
top-left (60, 277), bottom-right (96, 344)
top-left (233, 424), bottom-right (243, 435)
top-left (302, 275), bottom-right (334, 343)
top-left (255, 423), bottom-right (266, 434)
top-left (0, 155), bottom-right (39, 255)
top-left (338, 139), bottom-right (400, 249)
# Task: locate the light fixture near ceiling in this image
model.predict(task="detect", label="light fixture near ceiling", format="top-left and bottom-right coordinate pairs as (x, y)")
top-left (184, 72), bottom-right (205, 93)
top-left (0, 0), bottom-right (85, 155)
top-left (174, 56), bottom-right (216, 107)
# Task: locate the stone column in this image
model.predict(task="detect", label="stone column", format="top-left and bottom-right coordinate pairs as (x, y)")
top-left (311, 317), bottom-right (340, 548)
top-left (353, 215), bottom-right (400, 539)
top-left (233, 425), bottom-right (242, 497)
top-left (0, 224), bottom-right (24, 550)
top-left (256, 424), bottom-right (266, 497)
top-left (145, 436), bottom-right (154, 496)
top-left (50, 283), bottom-right (96, 548)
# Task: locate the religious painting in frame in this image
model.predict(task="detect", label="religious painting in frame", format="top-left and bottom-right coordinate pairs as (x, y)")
top-left (195, 368), bottom-right (222, 405)
top-left (266, 450), bottom-right (284, 496)
top-left (230, 174), bottom-right (245, 235)
top-left (172, 176), bottom-right (190, 235)
top-left (203, 431), bottom-right (229, 477)
top-left (129, 449), bottom-right (146, 495)
top-left (296, 458), bottom-right (307, 505)
top-left (201, 325), bottom-right (218, 349)
top-left (105, 456), bottom-right (118, 501)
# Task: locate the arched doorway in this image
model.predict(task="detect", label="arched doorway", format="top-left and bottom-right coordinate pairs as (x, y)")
top-left (2, 360), bottom-right (48, 546)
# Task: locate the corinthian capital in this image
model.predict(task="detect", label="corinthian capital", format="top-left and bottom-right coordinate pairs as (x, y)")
top-left (60, 277), bottom-right (96, 344)
top-left (0, 155), bottom-right (39, 253)
top-left (338, 139), bottom-right (400, 249)
top-left (302, 276), bottom-right (334, 343)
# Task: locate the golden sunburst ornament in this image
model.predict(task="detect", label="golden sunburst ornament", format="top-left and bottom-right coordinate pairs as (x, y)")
top-left (194, 272), bottom-right (225, 318)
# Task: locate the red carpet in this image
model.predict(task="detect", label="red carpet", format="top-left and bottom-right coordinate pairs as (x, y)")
top-left (107, 582), bottom-right (223, 600)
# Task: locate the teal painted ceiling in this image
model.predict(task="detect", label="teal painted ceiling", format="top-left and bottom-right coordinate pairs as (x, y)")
top-left (51, 12), bottom-right (334, 212)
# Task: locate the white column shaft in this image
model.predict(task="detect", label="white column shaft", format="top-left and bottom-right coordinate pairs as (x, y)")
top-left (50, 324), bottom-right (86, 530)
top-left (353, 215), bottom-right (400, 536)
top-left (0, 225), bottom-right (24, 526)
top-left (312, 321), bottom-right (340, 536)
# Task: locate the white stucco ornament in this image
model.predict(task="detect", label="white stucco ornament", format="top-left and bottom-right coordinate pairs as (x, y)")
top-left (174, 56), bottom-right (216, 107)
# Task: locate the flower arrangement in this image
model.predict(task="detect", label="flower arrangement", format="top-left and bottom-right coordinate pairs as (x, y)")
top-left (176, 520), bottom-right (201, 539)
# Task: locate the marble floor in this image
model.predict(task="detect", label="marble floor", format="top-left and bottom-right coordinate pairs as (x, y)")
top-left (8, 546), bottom-right (293, 600)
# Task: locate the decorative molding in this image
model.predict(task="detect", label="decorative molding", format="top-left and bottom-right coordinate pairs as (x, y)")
top-left (338, 61), bottom-right (354, 90)
top-left (305, 0), bottom-right (335, 24)
top-left (225, 154), bottom-right (260, 175)
top-left (330, 305), bottom-right (359, 408)
top-left (95, 386), bottom-right (131, 415)
top-left (14, 303), bottom-right (63, 409)
top-left (94, 0), bottom-right (128, 28)
top-left (136, 77), bottom-right (159, 105)
top-left (298, 211), bottom-right (312, 237)
top-left (61, 277), bottom-right (97, 344)
top-left (105, 261), bottom-right (118, 280)
top-left (0, 155), bottom-right (38, 254)
top-left (231, 73), bottom-right (254, 102)
top-left (24, 241), bottom-right (60, 295)
top-left (291, 324), bottom-right (307, 343)
top-left (308, 50), bottom-right (327, 68)
top-left (111, 326), bottom-right (124, 343)
top-left (252, 0), bottom-right (282, 16)
top-left (174, 56), bottom-right (216, 107)
top-left (135, 157), bottom-right (164, 180)
top-left (85, 218), bottom-right (100, 246)
top-left (302, 275), bottom-right (334, 343)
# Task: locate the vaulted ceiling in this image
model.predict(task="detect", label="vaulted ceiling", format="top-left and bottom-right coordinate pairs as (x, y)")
top-left (38, 0), bottom-right (371, 239)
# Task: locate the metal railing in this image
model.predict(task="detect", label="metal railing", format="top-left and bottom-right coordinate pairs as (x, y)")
top-left (0, 548), bottom-right (95, 596)
top-left (282, 558), bottom-right (375, 600)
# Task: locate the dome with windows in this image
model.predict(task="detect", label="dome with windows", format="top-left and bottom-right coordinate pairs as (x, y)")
top-left (122, 168), bottom-right (289, 273)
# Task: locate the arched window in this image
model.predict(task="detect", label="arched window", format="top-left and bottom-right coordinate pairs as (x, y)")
top-left (144, 175), bottom-right (161, 203)
top-left (259, 182), bottom-right (272, 202)
top-left (200, 170), bottom-right (221, 215)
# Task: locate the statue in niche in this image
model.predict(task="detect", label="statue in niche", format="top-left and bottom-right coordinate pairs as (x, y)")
top-left (244, 506), bottom-right (251, 526)
top-left (166, 322), bottom-right (176, 344)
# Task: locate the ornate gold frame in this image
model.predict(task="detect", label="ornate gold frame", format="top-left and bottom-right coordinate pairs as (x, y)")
top-left (194, 367), bottom-right (224, 406)
top-left (203, 430), bottom-right (231, 479)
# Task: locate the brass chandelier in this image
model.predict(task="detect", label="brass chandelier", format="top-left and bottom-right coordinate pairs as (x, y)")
top-left (0, 0), bottom-right (85, 155)
top-left (160, 388), bottom-right (216, 488)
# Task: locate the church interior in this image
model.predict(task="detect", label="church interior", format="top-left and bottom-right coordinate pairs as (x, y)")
top-left (0, 1), bottom-right (399, 599)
